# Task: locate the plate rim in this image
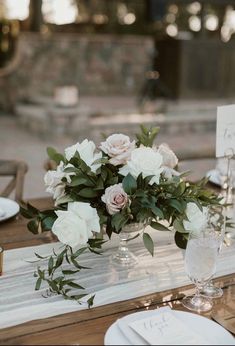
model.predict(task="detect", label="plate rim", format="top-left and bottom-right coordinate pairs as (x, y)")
top-left (0, 197), bottom-right (20, 222)
top-left (104, 309), bottom-right (235, 345)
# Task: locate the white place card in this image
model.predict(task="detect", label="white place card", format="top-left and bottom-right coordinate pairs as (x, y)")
top-left (129, 311), bottom-right (209, 345)
top-left (216, 105), bottom-right (235, 158)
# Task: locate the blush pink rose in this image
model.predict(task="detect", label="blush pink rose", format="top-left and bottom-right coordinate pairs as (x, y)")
top-left (101, 183), bottom-right (129, 215)
top-left (100, 134), bottom-right (135, 166)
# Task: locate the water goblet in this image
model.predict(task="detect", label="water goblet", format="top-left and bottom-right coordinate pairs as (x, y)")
top-left (201, 207), bottom-right (226, 298)
top-left (182, 229), bottom-right (219, 312)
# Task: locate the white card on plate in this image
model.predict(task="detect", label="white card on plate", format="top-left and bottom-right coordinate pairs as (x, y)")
top-left (129, 311), bottom-right (209, 345)
top-left (117, 307), bottom-right (171, 345)
top-left (216, 105), bottom-right (235, 158)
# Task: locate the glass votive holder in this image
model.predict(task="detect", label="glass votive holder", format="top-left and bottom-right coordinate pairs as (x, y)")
top-left (0, 246), bottom-right (3, 276)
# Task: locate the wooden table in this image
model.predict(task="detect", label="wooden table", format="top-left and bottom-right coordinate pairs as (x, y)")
top-left (0, 197), bottom-right (234, 345)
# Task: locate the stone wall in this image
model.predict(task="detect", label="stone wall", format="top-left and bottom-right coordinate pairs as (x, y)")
top-left (0, 33), bottom-right (154, 111)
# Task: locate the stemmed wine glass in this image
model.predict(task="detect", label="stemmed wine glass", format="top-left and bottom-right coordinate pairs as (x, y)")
top-left (182, 227), bottom-right (220, 312)
top-left (201, 207), bottom-right (225, 298)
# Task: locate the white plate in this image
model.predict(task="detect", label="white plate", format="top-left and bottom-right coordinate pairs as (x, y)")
top-left (104, 309), bottom-right (235, 345)
top-left (0, 197), bottom-right (19, 222)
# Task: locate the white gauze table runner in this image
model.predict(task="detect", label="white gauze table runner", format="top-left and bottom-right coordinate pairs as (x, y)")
top-left (0, 231), bottom-right (235, 329)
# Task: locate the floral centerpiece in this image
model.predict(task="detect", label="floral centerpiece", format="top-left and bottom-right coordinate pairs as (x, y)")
top-left (21, 126), bottom-right (220, 307)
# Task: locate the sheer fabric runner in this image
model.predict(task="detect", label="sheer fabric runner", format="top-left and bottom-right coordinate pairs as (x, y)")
top-left (0, 231), bottom-right (234, 329)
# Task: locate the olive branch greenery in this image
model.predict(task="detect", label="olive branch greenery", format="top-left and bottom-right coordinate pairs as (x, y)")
top-left (20, 125), bottom-right (222, 306)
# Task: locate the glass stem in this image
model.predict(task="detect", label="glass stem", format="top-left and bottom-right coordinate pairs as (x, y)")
top-left (195, 285), bottom-right (201, 298)
top-left (119, 238), bottom-right (127, 251)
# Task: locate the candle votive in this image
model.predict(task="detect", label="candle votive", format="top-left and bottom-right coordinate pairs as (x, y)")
top-left (0, 246), bottom-right (3, 276)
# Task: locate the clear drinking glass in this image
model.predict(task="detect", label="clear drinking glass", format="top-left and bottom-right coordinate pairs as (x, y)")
top-left (182, 229), bottom-right (219, 312)
top-left (201, 210), bottom-right (225, 298)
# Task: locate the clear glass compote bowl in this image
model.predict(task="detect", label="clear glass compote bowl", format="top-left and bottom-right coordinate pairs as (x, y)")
top-left (182, 228), bottom-right (220, 312)
top-left (111, 222), bottom-right (145, 267)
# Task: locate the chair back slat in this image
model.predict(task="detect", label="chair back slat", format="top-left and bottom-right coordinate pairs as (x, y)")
top-left (0, 160), bottom-right (28, 202)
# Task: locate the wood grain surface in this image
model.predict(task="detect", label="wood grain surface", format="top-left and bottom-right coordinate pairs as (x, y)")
top-left (0, 197), bottom-right (234, 345)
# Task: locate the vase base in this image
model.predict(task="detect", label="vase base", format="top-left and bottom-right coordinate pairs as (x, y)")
top-left (111, 251), bottom-right (138, 267)
top-left (201, 285), bottom-right (223, 298)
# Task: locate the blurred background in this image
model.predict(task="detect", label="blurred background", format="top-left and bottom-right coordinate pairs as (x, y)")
top-left (1, 0), bottom-right (235, 198)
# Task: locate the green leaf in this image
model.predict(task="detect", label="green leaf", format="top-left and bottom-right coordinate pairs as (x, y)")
top-left (70, 176), bottom-right (88, 186)
top-left (47, 147), bottom-right (65, 164)
top-left (27, 219), bottom-right (39, 234)
top-left (26, 203), bottom-right (39, 217)
top-left (48, 256), bottom-right (54, 276)
top-left (55, 195), bottom-right (74, 205)
top-left (106, 176), bottom-right (119, 185)
top-left (62, 269), bottom-right (81, 275)
top-left (72, 247), bottom-right (87, 258)
top-left (67, 282), bottom-right (85, 290)
top-left (20, 206), bottom-right (34, 219)
top-left (174, 181), bottom-right (186, 196)
top-left (48, 280), bottom-right (59, 292)
top-left (47, 147), bottom-right (57, 159)
top-left (35, 278), bottom-right (42, 291)
top-left (174, 231), bottom-right (188, 249)
top-left (151, 221), bottom-right (171, 232)
top-left (41, 215), bottom-right (56, 231)
top-left (173, 219), bottom-right (187, 233)
top-left (143, 232), bottom-right (154, 256)
top-left (122, 173), bottom-right (137, 194)
top-left (78, 188), bottom-right (98, 198)
top-left (35, 253), bottom-right (48, 260)
top-left (151, 206), bottom-right (164, 219)
top-left (55, 250), bottom-right (65, 269)
top-left (111, 213), bottom-right (129, 232)
top-left (93, 157), bottom-right (109, 165)
top-left (169, 199), bottom-right (185, 213)
top-left (87, 294), bottom-right (95, 308)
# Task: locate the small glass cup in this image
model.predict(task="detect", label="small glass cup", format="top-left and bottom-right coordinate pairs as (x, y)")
top-left (0, 246), bottom-right (3, 276)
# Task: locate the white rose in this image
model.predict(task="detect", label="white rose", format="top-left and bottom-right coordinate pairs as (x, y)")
top-left (183, 202), bottom-right (208, 234)
top-left (100, 134), bottom-right (135, 166)
top-left (52, 202), bottom-right (100, 248)
top-left (68, 201), bottom-right (100, 237)
top-left (158, 143), bottom-right (178, 169)
top-left (101, 183), bottom-right (129, 215)
top-left (162, 167), bottom-right (180, 180)
top-left (65, 139), bottom-right (102, 173)
top-left (44, 161), bottom-right (74, 202)
top-left (119, 146), bottom-right (163, 185)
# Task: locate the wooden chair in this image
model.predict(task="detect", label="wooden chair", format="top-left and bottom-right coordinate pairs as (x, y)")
top-left (0, 160), bottom-right (28, 203)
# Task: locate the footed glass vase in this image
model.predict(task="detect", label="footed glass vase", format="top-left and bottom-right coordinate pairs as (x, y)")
top-left (112, 222), bottom-right (144, 267)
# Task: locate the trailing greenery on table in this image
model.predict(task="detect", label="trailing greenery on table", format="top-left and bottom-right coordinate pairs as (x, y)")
top-left (21, 125), bottom-right (221, 306)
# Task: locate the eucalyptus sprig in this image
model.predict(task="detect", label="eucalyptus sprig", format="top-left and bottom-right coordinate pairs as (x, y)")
top-left (34, 238), bottom-right (106, 307)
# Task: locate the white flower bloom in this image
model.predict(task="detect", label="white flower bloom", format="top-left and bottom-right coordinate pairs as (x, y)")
top-left (52, 210), bottom-right (88, 248)
top-left (158, 143), bottom-right (178, 169)
top-left (44, 161), bottom-right (74, 202)
top-left (119, 146), bottom-right (163, 185)
top-left (162, 167), bottom-right (180, 180)
top-left (100, 134), bottom-right (135, 166)
top-left (101, 183), bottom-right (129, 215)
top-left (65, 139), bottom-right (102, 172)
top-left (183, 202), bottom-right (208, 234)
top-left (52, 202), bottom-right (100, 248)
top-left (68, 202), bottom-right (100, 237)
